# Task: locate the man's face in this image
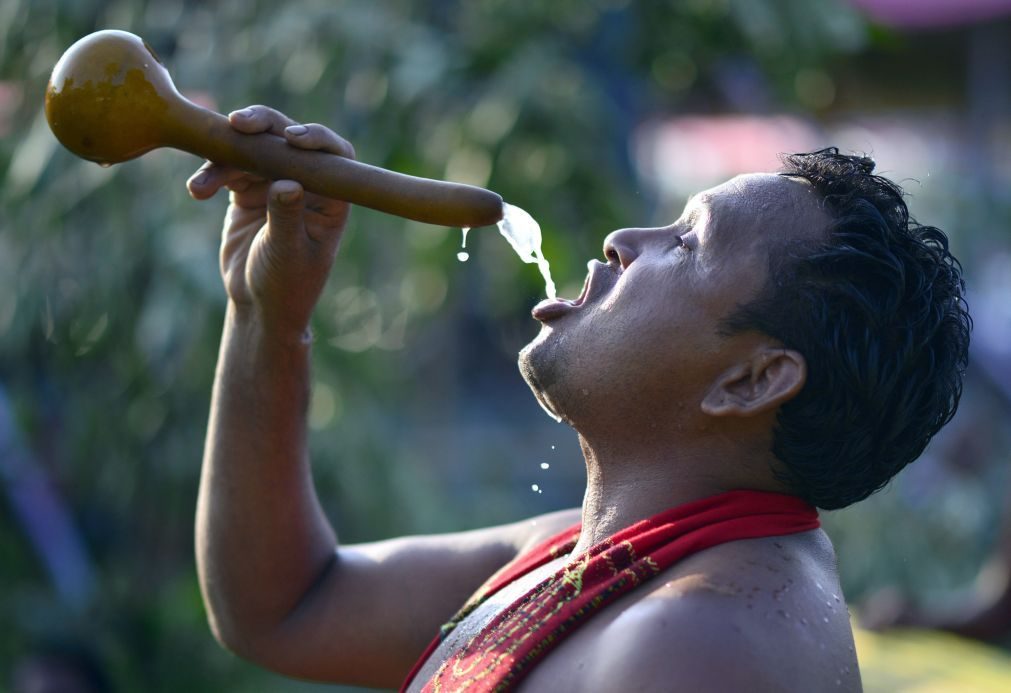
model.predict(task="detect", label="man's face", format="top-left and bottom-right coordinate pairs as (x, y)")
top-left (519, 173), bottom-right (826, 430)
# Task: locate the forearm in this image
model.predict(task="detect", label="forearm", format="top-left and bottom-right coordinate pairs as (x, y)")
top-left (196, 303), bottom-right (336, 652)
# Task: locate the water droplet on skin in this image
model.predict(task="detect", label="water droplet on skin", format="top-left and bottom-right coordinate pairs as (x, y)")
top-left (540, 462), bottom-right (550, 470)
top-left (823, 616), bottom-right (830, 623)
top-left (457, 251), bottom-right (470, 262)
top-left (534, 397), bottom-right (562, 423)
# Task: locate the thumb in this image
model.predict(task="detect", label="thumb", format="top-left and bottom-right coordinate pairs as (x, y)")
top-left (264, 180), bottom-right (306, 249)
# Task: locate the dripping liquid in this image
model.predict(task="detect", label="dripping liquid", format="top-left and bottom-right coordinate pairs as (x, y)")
top-left (457, 227), bottom-right (470, 262)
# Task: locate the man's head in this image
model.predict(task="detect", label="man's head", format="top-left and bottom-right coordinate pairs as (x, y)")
top-left (520, 148), bottom-right (969, 511)
top-left (720, 148), bottom-right (970, 509)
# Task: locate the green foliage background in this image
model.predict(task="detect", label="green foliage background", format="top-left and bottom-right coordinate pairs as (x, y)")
top-left (1, 1), bottom-right (1007, 690)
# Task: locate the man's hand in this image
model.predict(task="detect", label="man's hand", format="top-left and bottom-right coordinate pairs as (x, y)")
top-left (187, 105), bottom-right (355, 336)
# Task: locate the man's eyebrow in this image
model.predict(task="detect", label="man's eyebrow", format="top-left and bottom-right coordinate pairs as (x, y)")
top-left (674, 192), bottom-right (712, 230)
top-left (686, 192), bottom-right (707, 208)
top-left (685, 192), bottom-right (715, 213)
top-left (679, 194), bottom-right (702, 220)
top-left (684, 194), bottom-right (711, 223)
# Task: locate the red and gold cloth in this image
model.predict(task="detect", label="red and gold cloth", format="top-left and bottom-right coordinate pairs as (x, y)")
top-left (401, 490), bottom-right (819, 692)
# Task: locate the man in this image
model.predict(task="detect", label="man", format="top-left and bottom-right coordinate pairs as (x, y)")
top-left (188, 106), bottom-right (969, 691)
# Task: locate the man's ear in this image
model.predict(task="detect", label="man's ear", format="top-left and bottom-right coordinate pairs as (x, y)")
top-left (701, 348), bottom-right (807, 417)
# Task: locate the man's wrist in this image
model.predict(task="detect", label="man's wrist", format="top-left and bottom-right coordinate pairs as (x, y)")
top-left (225, 301), bottom-right (313, 351)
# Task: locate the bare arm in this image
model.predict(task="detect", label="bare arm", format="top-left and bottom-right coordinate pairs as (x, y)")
top-left (190, 106), bottom-right (577, 688)
top-left (198, 309), bottom-right (571, 684)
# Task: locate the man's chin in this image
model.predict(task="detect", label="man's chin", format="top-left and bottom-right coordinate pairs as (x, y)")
top-left (518, 331), bottom-right (566, 423)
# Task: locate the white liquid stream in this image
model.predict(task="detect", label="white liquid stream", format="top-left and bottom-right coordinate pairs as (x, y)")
top-left (496, 203), bottom-right (557, 299)
top-left (457, 203), bottom-right (562, 423)
top-left (457, 203), bottom-right (557, 300)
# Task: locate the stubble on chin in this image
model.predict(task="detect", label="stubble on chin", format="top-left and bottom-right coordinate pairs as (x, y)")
top-left (518, 328), bottom-right (566, 420)
top-left (519, 326), bottom-right (556, 386)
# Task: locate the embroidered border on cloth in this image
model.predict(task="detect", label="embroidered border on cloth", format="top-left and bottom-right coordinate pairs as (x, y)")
top-left (401, 489), bottom-right (819, 692)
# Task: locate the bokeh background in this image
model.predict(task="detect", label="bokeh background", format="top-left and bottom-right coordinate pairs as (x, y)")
top-left (4, 1), bottom-right (1011, 690)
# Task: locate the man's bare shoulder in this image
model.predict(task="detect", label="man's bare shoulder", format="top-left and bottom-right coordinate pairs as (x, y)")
top-left (520, 530), bottom-right (861, 692)
top-left (591, 531), bottom-right (860, 692)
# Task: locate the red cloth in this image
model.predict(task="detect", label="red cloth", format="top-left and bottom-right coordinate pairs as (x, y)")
top-left (401, 490), bottom-right (819, 692)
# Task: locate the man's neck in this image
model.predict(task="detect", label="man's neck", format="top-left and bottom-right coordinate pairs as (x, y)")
top-left (570, 431), bottom-right (784, 556)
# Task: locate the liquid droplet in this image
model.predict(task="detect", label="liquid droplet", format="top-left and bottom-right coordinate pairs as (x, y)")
top-left (534, 397), bottom-right (562, 423)
top-left (540, 462), bottom-right (550, 470)
top-left (457, 227), bottom-right (471, 262)
top-left (550, 445), bottom-right (556, 450)
top-left (98, 162), bottom-right (112, 168)
top-left (531, 483), bottom-right (540, 492)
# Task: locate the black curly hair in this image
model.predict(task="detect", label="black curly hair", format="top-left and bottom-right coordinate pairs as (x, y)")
top-left (720, 148), bottom-right (971, 510)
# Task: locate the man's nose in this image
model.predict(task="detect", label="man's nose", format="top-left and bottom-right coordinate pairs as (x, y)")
top-left (602, 228), bottom-right (648, 269)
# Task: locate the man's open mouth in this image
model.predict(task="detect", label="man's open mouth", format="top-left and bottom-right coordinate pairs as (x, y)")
top-left (531, 260), bottom-right (612, 322)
